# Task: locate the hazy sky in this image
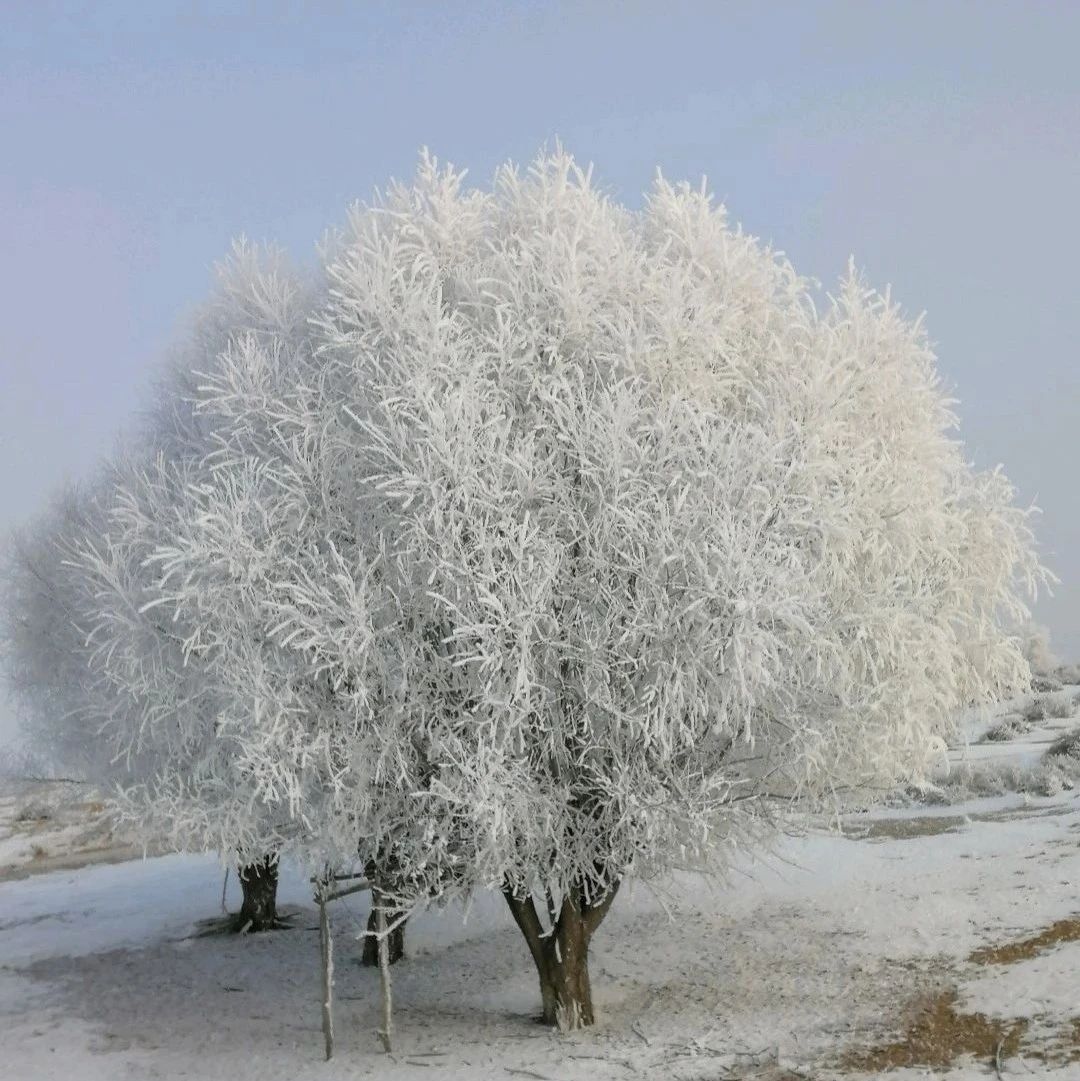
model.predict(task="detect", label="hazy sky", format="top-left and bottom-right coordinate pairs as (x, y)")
top-left (2, 2), bottom-right (1078, 742)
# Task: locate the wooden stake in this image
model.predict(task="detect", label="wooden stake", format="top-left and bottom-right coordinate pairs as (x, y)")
top-left (374, 890), bottom-right (393, 1054)
top-left (318, 885), bottom-right (334, 1061)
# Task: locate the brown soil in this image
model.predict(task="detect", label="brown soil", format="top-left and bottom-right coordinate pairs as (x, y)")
top-left (839, 988), bottom-right (1027, 1072)
top-left (839, 918), bottom-right (1080, 1073)
top-left (1021, 1016), bottom-right (1080, 1067)
top-left (1055, 1017), bottom-right (1080, 1063)
top-left (969, 915), bottom-right (1080, 965)
top-left (0, 842), bottom-right (150, 882)
top-left (843, 802), bottom-right (1073, 843)
top-left (844, 815), bottom-right (964, 840)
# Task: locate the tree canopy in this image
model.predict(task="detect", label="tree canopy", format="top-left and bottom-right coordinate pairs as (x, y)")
top-left (1, 149), bottom-right (1045, 1026)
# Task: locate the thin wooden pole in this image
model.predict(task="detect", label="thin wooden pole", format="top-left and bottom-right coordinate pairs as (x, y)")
top-left (318, 885), bottom-right (334, 1061)
top-left (374, 890), bottom-right (393, 1054)
top-left (309, 872), bottom-right (370, 884)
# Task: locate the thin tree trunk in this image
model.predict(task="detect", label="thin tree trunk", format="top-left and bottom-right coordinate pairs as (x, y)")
top-left (503, 880), bottom-right (620, 1029)
top-left (359, 858), bottom-right (407, 965)
top-left (237, 855), bottom-right (279, 932)
top-left (361, 906), bottom-right (407, 966)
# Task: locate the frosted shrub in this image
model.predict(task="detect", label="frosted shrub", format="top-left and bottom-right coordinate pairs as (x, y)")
top-left (1045, 692), bottom-right (1077, 720)
top-left (1021, 623), bottom-right (1059, 676)
top-left (982, 716), bottom-right (1029, 742)
top-left (1047, 729), bottom-right (1080, 760)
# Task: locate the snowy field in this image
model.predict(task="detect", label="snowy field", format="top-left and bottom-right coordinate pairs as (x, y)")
top-left (2, 686), bottom-right (1080, 1080)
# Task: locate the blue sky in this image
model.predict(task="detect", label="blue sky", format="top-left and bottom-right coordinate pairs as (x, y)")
top-left (2, 2), bottom-right (1078, 722)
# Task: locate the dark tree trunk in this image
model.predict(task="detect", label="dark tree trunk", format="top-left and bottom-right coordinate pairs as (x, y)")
top-left (503, 880), bottom-right (619, 1029)
top-left (237, 856), bottom-right (279, 932)
top-left (359, 857), bottom-right (407, 965)
top-left (537, 899), bottom-right (593, 1027)
top-left (361, 906), bottom-right (407, 966)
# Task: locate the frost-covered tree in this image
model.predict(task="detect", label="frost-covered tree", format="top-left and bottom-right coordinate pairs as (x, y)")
top-left (1, 240), bottom-right (415, 948)
top-left (123, 240), bottom-right (317, 929)
top-left (1, 475), bottom-right (119, 781)
top-left (0, 243), bottom-right (320, 930)
top-left (70, 150), bottom-right (1045, 1027)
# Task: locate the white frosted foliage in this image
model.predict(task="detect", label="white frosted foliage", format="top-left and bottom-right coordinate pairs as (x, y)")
top-left (3, 150), bottom-right (1046, 919)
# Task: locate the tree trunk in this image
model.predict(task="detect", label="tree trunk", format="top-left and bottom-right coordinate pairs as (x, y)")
top-left (537, 900), bottom-right (594, 1028)
top-left (237, 856), bottom-right (279, 932)
top-left (361, 907), bottom-right (407, 966)
top-left (503, 881), bottom-right (619, 1030)
top-left (359, 856), bottom-right (407, 965)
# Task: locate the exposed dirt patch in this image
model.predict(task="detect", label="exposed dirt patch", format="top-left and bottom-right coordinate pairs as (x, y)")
top-left (969, 916), bottom-right (1080, 965)
top-left (1069, 1017), bottom-right (1080, 1061)
top-left (0, 842), bottom-right (150, 882)
top-left (1017, 1016), bottom-right (1080, 1068)
top-left (845, 815), bottom-right (964, 840)
top-left (843, 801), bottom-right (1074, 843)
top-left (971, 804), bottom-right (1075, 823)
top-left (0, 778), bottom-right (149, 881)
top-left (1050, 1016), bottom-right (1080, 1064)
top-left (838, 988), bottom-right (1027, 1072)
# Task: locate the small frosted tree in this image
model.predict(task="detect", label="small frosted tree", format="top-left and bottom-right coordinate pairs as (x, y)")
top-left (1, 243), bottom-right (320, 931)
top-left (1, 475), bottom-right (121, 782)
top-left (127, 239), bottom-right (317, 929)
top-left (2, 239), bottom-right (414, 950)
top-left (72, 150), bottom-right (1045, 1027)
top-left (0, 455), bottom-right (298, 930)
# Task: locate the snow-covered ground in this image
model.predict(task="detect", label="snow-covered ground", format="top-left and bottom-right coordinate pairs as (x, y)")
top-left (2, 686), bottom-right (1079, 1080)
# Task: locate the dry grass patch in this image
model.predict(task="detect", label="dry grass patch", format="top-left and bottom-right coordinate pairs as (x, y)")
top-left (1016, 1016), bottom-right (1080, 1068)
top-left (969, 916), bottom-right (1080, 965)
top-left (839, 988), bottom-right (1027, 1072)
top-left (842, 815), bottom-right (966, 841)
top-left (1052, 1016), bottom-right (1080, 1064)
top-left (1069, 1017), bottom-right (1080, 1061)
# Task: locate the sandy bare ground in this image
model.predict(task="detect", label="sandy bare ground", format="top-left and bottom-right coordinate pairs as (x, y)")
top-left (0, 779), bottom-right (148, 883)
